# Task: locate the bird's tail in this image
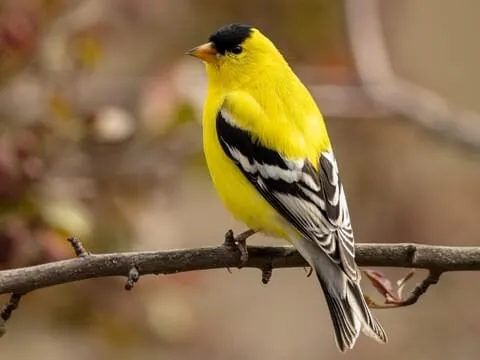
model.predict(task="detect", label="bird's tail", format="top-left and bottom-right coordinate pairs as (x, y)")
top-left (316, 271), bottom-right (387, 351)
top-left (292, 236), bottom-right (387, 351)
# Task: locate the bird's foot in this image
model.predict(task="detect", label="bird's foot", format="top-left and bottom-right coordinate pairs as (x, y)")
top-left (223, 229), bottom-right (256, 269)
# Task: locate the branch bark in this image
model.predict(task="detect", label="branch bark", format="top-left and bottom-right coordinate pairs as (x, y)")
top-left (1, 243), bottom-right (480, 295)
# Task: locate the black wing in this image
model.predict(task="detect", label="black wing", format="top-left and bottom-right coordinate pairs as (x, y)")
top-left (216, 108), bottom-right (358, 280)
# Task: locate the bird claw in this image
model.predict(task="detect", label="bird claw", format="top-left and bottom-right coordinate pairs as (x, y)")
top-left (223, 229), bottom-right (255, 269)
top-left (303, 266), bottom-right (314, 277)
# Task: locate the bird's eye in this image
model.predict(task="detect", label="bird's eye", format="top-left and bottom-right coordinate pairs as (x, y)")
top-left (230, 45), bottom-right (243, 54)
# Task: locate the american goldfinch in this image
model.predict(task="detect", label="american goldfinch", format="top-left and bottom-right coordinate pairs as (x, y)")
top-left (188, 23), bottom-right (387, 351)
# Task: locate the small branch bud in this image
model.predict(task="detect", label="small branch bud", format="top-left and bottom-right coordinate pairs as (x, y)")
top-left (124, 266), bottom-right (140, 291)
top-left (67, 237), bottom-right (89, 257)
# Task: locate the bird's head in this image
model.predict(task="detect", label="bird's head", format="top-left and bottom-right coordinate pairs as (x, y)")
top-left (187, 23), bottom-right (287, 88)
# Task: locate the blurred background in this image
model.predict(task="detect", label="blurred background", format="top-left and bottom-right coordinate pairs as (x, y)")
top-left (1, 0), bottom-right (480, 359)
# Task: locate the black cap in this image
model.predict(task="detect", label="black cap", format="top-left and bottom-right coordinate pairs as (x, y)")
top-left (209, 23), bottom-right (252, 55)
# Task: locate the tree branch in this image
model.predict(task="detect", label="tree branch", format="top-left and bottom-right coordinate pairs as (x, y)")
top-left (397, 270), bottom-right (443, 307)
top-left (365, 269), bottom-right (444, 309)
top-left (1, 243), bottom-right (480, 295)
top-left (344, 0), bottom-right (480, 150)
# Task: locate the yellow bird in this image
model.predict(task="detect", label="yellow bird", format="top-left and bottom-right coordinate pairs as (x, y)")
top-left (188, 23), bottom-right (387, 351)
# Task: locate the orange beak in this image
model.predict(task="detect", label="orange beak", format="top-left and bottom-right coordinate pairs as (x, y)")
top-left (186, 42), bottom-right (217, 62)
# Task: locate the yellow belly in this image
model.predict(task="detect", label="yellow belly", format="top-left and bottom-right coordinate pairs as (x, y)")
top-left (203, 121), bottom-right (288, 239)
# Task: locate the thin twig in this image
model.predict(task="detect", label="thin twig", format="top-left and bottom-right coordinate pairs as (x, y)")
top-left (0, 243), bottom-right (479, 295)
top-left (393, 270), bottom-right (443, 307)
top-left (0, 293), bottom-right (24, 322)
top-left (369, 270), bottom-right (443, 309)
top-left (67, 237), bottom-right (89, 257)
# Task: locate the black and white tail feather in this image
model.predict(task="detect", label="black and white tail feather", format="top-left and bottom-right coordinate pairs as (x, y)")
top-left (216, 106), bottom-right (387, 351)
top-left (293, 234), bottom-right (387, 351)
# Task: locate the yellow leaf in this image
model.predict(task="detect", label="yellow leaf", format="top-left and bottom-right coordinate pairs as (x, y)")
top-left (41, 198), bottom-right (93, 239)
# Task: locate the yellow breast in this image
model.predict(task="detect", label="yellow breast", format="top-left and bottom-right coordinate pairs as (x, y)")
top-left (202, 95), bottom-right (289, 238)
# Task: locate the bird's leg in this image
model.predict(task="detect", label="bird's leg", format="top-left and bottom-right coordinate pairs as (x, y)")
top-left (223, 229), bottom-right (256, 268)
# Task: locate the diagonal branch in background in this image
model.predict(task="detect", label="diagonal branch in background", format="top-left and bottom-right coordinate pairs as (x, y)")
top-left (344, 0), bottom-right (480, 150)
top-left (0, 242), bottom-right (480, 295)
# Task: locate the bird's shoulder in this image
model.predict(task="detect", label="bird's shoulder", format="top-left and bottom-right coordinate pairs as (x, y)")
top-left (219, 91), bottom-right (326, 161)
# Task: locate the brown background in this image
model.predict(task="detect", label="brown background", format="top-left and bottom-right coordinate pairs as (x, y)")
top-left (1, 0), bottom-right (479, 359)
